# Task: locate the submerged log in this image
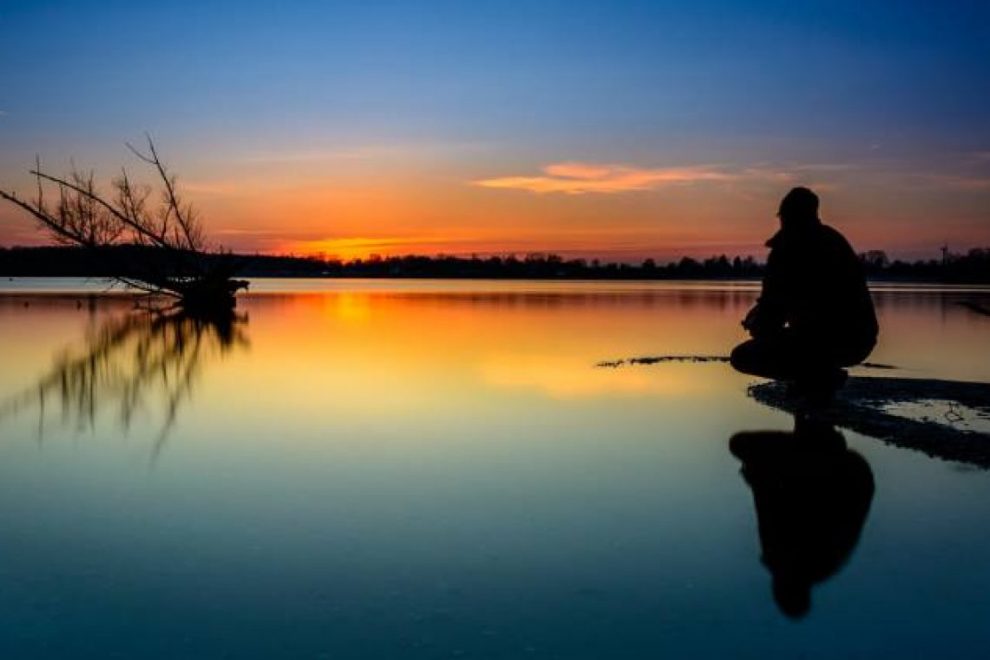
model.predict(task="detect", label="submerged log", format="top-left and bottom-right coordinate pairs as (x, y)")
top-left (175, 276), bottom-right (250, 311)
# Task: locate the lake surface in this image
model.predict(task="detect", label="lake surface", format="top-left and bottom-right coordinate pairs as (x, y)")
top-left (0, 278), bottom-right (988, 658)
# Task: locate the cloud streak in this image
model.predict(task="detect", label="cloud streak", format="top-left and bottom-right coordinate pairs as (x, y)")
top-left (474, 161), bottom-right (740, 194)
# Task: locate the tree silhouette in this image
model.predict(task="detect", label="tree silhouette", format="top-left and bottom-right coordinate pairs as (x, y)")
top-left (0, 307), bottom-right (248, 461)
top-left (0, 136), bottom-right (247, 309)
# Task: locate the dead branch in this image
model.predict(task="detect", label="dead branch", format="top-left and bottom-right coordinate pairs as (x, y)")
top-left (0, 138), bottom-right (247, 308)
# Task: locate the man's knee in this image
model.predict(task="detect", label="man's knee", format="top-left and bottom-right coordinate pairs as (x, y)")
top-left (834, 337), bottom-right (877, 368)
top-left (731, 338), bottom-right (793, 379)
top-left (730, 340), bottom-right (759, 375)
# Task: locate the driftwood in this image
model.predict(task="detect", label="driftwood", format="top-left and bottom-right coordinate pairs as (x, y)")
top-left (595, 354), bottom-right (897, 370)
top-left (0, 137), bottom-right (247, 310)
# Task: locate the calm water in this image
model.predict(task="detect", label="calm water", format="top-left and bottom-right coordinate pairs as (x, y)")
top-left (0, 278), bottom-right (988, 659)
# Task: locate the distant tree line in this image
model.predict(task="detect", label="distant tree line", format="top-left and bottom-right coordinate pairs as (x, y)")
top-left (858, 248), bottom-right (990, 283)
top-left (0, 246), bottom-right (765, 280)
top-left (317, 253), bottom-right (766, 279)
top-left (2, 245), bottom-right (989, 283)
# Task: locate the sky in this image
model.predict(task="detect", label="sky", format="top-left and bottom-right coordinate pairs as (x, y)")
top-left (1, 0), bottom-right (988, 261)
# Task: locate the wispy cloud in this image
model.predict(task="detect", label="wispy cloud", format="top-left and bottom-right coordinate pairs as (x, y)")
top-left (474, 162), bottom-right (744, 194)
top-left (915, 173), bottom-right (990, 191)
top-left (790, 162), bottom-right (860, 173)
top-left (278, 235), bottom-right (466, 259)
top-left (214, 228), bottom-right (284, 236)
top-left (182, 180), bottom-right (242, 195)
top-left (964, 150), bottom-right (990, 164)
top-left (236, 140), bottom-right (492, 166)
top-left (237, 146), bottom-right (404, 165)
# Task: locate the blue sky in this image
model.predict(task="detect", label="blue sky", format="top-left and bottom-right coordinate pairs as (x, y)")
top-left (1, 0), bottom-right (988, 258)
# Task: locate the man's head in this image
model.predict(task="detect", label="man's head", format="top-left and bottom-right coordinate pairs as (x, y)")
top-left (772, 574), bottom-right (812, 619)
top-left (777, 187), bottom-right (819, 228)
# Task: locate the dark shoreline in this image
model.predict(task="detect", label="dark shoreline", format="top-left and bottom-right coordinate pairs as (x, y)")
top-left (2, 245), bottom-right (990, 283)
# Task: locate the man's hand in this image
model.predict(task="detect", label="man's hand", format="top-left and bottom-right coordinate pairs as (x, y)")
top-left (742, 303), bottom-right (785, 338)
top-left (742, 305), bottom-right (761, 334)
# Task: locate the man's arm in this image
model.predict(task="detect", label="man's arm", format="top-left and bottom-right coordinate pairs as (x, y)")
top-left (744, 247), bottom-right (788, 337)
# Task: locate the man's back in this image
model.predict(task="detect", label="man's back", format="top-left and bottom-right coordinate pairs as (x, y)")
top-left (762, 221), bottom-right (878, 346)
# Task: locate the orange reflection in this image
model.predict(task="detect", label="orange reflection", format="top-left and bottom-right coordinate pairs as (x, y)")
top-left (204, 287), bottom-right (753, 422)
top-left (4, 285), bottom-right (990, 455)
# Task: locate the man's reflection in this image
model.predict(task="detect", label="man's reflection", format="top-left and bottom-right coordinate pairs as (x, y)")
top-left (730, 415), bottom-right (874, 618)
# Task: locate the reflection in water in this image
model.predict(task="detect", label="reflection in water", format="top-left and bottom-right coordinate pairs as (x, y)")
top-left (0, 308), bottom-right (248, 458)
top-left (0, 284), bottom-right (986, 657)
top-left (749, 377), bottom-right (990, 469)
top-left (730, 416), bottom-right (874, 619)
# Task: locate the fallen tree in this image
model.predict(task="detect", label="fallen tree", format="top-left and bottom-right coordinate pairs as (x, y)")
top-left (0, 137), bottom-right (247, 310)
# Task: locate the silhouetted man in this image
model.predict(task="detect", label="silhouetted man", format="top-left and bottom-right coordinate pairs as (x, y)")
top-left (731, 187), bottom-right (878, 398)
top-left (729, 417), bottom-right (875, 618)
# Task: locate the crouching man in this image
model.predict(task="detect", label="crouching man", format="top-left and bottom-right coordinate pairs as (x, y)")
top-left (731, 187), bottom-right (879, 400)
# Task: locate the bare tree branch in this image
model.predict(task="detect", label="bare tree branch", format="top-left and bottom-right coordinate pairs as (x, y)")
top-left (0, 138), bottom-right (248, 308)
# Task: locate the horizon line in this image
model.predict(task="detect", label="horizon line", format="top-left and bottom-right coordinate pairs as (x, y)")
top-left (1, 241), bottom-right (977, 266)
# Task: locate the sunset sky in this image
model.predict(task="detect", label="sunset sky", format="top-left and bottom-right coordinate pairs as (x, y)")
top-left (1, 0), bottom-right (988, 261)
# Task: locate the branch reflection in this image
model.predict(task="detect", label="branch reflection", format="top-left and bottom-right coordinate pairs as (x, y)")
top-left (1, 308), bottom-right (248, 459)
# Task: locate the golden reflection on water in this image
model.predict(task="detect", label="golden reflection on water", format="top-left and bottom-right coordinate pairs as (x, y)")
top-left (228, 289), bottom-right (753, 412)
top-left (0, 303), bottom-right (248, 458)
top-left (1, 283), bottom-right (988, 452)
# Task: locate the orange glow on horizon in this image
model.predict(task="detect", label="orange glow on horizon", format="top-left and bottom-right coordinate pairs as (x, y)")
top-left (183, 160), bottom-right (989, 261)
top-left (2, 150), bottom-right (987, 263)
